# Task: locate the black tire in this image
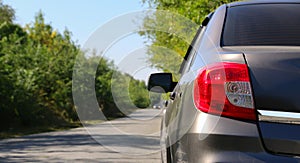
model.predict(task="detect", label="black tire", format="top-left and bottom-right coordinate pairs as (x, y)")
top-left (166, 146), bottom-right (172, 163)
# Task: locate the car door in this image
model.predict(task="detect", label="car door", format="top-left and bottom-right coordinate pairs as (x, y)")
top-left (164, 17), bottom-right (211, 148)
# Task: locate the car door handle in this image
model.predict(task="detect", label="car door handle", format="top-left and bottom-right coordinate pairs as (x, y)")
top-left (170, 92), bottom-right (176, 100)
top-left (164, 100), bottom-right (169, 107)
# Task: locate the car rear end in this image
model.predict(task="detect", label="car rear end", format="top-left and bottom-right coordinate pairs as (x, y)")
top-left (223, 1), bottom-right (300, 158)
top-left (168, 1), bottom-right (300, 162)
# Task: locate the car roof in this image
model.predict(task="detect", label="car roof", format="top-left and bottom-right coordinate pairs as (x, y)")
top-left (228, 0), bottom-right (300, 7)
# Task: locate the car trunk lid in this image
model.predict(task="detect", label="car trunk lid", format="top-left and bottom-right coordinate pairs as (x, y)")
top-left (225, 46), bottom-right (300, 156)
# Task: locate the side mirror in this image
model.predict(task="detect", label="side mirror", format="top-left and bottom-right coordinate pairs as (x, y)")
top-left (147, 73), bottom-right (177, 93)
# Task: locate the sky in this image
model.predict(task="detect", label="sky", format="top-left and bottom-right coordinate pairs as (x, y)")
top-left (3, 0), bottom-right (160, 81)
top-left (3, 0), bottom-right (149, 45)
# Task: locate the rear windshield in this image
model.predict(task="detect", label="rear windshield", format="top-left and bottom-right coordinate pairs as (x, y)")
top-left (222, 4), bottom-right (300, 46)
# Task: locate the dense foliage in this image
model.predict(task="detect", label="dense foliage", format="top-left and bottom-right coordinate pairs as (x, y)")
top-left (0, 1), bottom-right (150, 131)
top-left (141, 0), bottom-right (237, 76)
top-left (0, 9), bottom-right (79, 129)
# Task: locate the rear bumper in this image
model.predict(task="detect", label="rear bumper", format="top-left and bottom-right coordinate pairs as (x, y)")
top-left (167, 112), bottom-right (300, 162)
top-left (176, 133), bottom-right (300, 163)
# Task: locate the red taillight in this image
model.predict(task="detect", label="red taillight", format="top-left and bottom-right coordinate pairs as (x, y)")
top-left (193, 62), bottom-right (256, 121)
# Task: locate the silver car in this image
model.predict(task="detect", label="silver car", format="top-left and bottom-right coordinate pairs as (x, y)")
top-left (148, 0), bottom-right (300, 162)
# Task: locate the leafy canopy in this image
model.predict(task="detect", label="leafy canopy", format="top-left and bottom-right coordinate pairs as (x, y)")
top-left (141, 0), bottom-right (237, 76)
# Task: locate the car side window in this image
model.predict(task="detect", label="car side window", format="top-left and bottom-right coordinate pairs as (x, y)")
top-left (179, 15), bottom-right (212, 76)
top-left (180, 26), bottom-right (206, 75)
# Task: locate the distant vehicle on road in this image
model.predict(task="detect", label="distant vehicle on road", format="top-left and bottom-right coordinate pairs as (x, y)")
top-left (153, 105), bottom-right (161, 109)
top-left (148, 0), bottom-right (300, 162)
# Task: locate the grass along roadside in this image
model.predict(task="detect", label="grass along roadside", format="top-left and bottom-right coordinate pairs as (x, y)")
top-left (0, 119), bottom-right (112, 139)
top-left (0, 108), bottom-right (144, 139)
top-left (0, 122), bottom-right (82, 140)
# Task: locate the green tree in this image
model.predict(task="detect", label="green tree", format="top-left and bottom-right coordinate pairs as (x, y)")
top-left (129, 77), bottom-right (150, 108)
top-left (0, 10), bottom-right (80, 128)
top-left (75, 53), bottom-right (151, 120)
top-left (23, 11), bottom-right (80, 123)
top-left (141, 0), bottom-right (237, 76)
top-left (0, 0), bottom-right (14, 24)
top-left (0, 1), bottom-right (153, 132)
